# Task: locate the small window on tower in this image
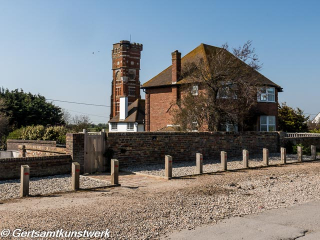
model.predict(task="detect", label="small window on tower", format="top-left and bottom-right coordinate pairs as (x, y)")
top-left (116, 87), bottom-right (121, 96)
top-left (129, 87), bottom-right (135, 96)
top-left (115, 102), bottom-right (120, 113)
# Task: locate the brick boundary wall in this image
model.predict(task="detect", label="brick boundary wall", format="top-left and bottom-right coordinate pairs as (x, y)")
top-left (0, 155), bottom-right (72, 180)
top-left (18, 144), bottom-right (67, 157)
top-left (66, 133), bottom-right (85, 173)
top-left (107, 132), bottom-right (280, 168)
top-left (7, 140), bottom-right (56, 151)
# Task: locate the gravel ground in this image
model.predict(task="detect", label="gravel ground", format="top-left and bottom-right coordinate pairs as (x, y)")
top-left (0, 175), bottom-right (110, 201)
top-left (1, 161), bottom-right (320, 239)
top-left (123, 154), bottom-right (314, 177)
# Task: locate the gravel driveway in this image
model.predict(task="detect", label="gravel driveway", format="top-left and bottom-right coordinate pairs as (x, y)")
top-left (123, 153), bottom-right (314, 177)
top-left (1, 160), bottom-right (320, 239)
top-left (0, 175), bottom-right (110, 201)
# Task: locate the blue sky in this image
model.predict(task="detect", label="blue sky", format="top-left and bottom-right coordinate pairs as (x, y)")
top-left (0, 0), bottom-right (319, 124)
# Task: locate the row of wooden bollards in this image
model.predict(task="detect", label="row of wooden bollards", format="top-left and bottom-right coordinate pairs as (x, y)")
top-left (20, 159), bottom-right (120, 198)
top-left (164, 145), bottom-right (317, 180)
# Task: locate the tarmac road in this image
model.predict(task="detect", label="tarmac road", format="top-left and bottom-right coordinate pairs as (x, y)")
top-left (166, 200), bottom-right (320, 240)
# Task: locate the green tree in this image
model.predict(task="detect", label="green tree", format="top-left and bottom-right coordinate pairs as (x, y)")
top-left (0, 88), bottom-right (64, 128)
top-left (278, 103), bottom-right (309, 132)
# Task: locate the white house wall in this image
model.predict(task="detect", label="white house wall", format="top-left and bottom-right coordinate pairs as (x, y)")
top-left (109, 122), bottom-right (144, 132)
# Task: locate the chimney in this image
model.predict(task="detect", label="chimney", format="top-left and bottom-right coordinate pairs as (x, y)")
top-left (171, 50), bottom-right (181, 84)
top-left (119, 97), bottom-right (128, 120)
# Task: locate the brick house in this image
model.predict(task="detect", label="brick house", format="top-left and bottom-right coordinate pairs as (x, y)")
top-left (141, 43), bottom-right (283, 132)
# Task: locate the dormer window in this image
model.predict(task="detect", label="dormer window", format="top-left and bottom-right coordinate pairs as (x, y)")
top-left (191, 85), bottom-right (198, 96)
top-left (258, 87), bottom-right (275, 102)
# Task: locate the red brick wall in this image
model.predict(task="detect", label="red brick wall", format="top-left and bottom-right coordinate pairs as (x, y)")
top-left (7, 140), bottom-right (56, 151)
top-left (147, 87), bottom-right (178, 132)
top-left (19, 144), bottom-right (67, 157)
top-left (0, 155), bottom-right (72, 180)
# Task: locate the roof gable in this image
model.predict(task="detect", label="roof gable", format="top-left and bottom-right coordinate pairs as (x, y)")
top-left (141, 43), bottom-right (282, 91)
top-left (109, 99), bottom-right (145, 123)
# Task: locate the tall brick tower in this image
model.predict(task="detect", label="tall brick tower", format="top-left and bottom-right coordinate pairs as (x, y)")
top-left (110, 40), bottom-right (143, 119)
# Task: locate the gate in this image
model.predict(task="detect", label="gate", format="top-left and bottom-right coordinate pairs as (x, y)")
top-left (83, 130), bottom-right (106, 174)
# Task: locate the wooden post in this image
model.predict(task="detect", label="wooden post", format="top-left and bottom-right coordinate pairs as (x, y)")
top-left (297, 146), bottom-right (303, 162)
top-left (221, 151), bottom-right (227, 171)
top-left (263, 148), bottom-right (269, 166)
top-left (111, 159), bottom-right (119, 185)
top-left (165, 155), bottom-right (172, 179)
top-left (20, 165), bottom-right (30, 197)
top-left (243, 150), bottom-right (249, 168)
top-left (281, 147), bottom-right (286, 164)
top-left (311, 145), bottom-right (316, 160)
top-left (72, 162), bottom-right (80, 191)
top-left (195, 153), bottom-right (203, 174)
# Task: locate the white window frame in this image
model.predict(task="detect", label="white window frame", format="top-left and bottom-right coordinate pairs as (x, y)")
top-left (111, 123), bottom-right (118, 130)
top-left (191, 85), bottom-right (198, 96)
top-left (258, 87), bottom-right (275, 102)
top-left (127, 122), bottom-right (134, 131)
top-left (260, 116), bottom-right (276, 131)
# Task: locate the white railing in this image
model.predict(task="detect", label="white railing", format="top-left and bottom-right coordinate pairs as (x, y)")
top-left (285, 132), bottom-right (320, 138)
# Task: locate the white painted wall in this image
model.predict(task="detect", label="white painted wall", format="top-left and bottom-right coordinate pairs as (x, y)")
top-left (109, 122), bottom-right (144, 132)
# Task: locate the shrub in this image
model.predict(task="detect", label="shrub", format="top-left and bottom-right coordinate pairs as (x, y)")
top-left (7, 125), bottom-right (67, 144)
top-left (292, 143), bottom-right (311, 155)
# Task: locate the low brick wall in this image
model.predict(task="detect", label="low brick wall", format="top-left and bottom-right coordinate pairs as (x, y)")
top-left (18, 144), bottom-right (67, 157)
top-left (0, 155), bottom-right (72, 180)
top-left (7, 140), bottom-right (56, 151)
top-left (107, 132), bottom-right (279, 167)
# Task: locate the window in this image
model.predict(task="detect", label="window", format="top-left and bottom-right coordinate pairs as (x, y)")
top-left (191, 85), bottom-right (198, 96)
top-left (218, 85), bottom-right (237, 99)
top-left (115, 102), bottom-right (120, 113)
top-left (127, 122), bottom-right (134, 131)
top-left (116, 87), bottom-right (121, 96)
top-left (128, 87), bottom-right (135, 96)
top-left (260, 116), bottom-right (276, 131)
top-left (258, 87), bottom-right (275, 102)
top-left (111, 123), bottom-right (118, 130)
top-left (221, 123), bottom-right (238, 132)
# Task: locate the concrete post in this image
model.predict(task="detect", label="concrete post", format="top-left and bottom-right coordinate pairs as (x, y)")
top-left (243, 149), bottom-right (249, 168)
top-left (311, 145), bottom-right (316, 160)
top-left (281, 147), bottom-right (286, 164)
top-left (20, 165), bottom-right (30, 197)
top-left (297, 146), bottom-right (303, 162)
top-left (165, 155), bottom-right (172, 179)
top-left (263, 148), bottom-right (269, 166)
top-left (72, 162), bottom-right (80, 191)
top-left (221, 151), bottom-right (227, 171)
top-left (111, 159), bottom-right (119, 185)
top-left (22, 145), bottom-right (26, 158)
top-left (195, 153), bottom-right (203, 174)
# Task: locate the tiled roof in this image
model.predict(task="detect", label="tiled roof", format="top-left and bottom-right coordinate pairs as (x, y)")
top-left (141, 43), bottom-right (282, 91)
top-left (109, 99), bottom-right (145, 123)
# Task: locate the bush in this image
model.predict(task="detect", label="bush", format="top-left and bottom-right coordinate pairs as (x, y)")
top-left (43, 126), bottom-right (67, 144)
top-left (7, 125), bottom-right (67, 144)
top-left (292, 143), bottom-right (311, 155)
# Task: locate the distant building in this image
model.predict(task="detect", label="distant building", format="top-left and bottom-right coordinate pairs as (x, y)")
top-left (312, 112), bottom-right (320, 124)
top-left (109, 97), bottom-right (145, 132)
top-left (110, 40), bottom-right (143, 119)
